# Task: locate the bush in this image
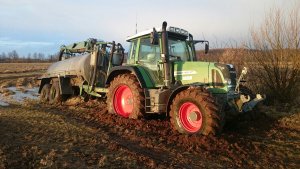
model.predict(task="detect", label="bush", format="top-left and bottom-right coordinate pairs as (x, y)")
top-left (245, 6), bottom-right (300, 105)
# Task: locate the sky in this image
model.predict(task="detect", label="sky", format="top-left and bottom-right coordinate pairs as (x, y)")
top-left (0, 0), bottom-right (295, 56)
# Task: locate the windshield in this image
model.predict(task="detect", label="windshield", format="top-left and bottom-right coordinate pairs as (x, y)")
top-left (168, 38), bottom-right (193, 61)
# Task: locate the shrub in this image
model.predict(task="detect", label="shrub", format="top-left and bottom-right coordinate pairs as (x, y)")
top-left (246, 6), bottom-right (300, 104)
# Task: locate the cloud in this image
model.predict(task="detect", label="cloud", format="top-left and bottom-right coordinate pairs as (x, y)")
top-left (0, 38), bottom-right (54, 47)
top-left (0, 37), bottom-right (58, 55)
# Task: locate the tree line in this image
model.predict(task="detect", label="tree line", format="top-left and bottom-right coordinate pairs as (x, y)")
top-left (0, 50), bottom-right (58, 63)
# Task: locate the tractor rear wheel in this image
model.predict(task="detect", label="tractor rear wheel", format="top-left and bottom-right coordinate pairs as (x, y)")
top-left (40, 84), bottom-right (51, 102)
top-left (49, 82), bottom-right (62, 104)
top-left (170, 87), bottom-right (222, 135)
top-left (107, 74), bottom-right (144, 119)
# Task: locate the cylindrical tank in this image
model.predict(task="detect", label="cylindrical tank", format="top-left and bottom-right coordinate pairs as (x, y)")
top-left (46, 54), bottom-right (93, 82)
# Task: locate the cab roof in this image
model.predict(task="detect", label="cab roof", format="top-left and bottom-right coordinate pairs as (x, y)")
top-left (126, 26), bottom-right (189, 41)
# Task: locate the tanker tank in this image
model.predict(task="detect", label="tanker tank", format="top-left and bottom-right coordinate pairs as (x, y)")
top-left (45, 53), bottom-right (93, 83)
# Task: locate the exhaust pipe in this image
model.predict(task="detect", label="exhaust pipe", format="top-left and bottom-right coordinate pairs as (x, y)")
top-left (161, 21), bottom-right (170, 87)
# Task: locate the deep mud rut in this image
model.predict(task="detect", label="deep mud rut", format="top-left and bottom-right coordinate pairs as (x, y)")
top-left (0, 98), bottom-right (299, 169)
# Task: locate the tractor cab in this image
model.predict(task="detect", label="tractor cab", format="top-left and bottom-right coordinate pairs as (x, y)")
top-left (126, 26), bottom-right (208, 64)
top-left (126, 25), bottom-right (230, 93)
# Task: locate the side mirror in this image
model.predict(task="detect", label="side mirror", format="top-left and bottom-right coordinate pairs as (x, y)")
top-left (205, 42), bottom-right (209, 54)
top-left (150, 28), bottom-right (159, 45)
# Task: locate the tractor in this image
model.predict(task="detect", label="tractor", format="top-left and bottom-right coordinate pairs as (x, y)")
top-left (39, 21), bottom-right (264, 135)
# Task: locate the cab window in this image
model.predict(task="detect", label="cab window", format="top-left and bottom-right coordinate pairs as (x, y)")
top-left (168, 39), bottom-right (191, 61)
top-left (127, 40), bottom-right (137, 64)
top-left (138, 38), bottom-right (160, 70)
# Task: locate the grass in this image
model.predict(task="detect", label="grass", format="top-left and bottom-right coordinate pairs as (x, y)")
top-left (0, 63), bottom-right (50, 73)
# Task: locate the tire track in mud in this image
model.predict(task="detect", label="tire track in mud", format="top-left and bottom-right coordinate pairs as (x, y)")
top-left (102, 127), bottom-right (194, 168)
top-left (31, 102), bottom-right (214, 168)
top-left (49, 105), bottom-right (196, 168)
top-left (29, 100), bottom-right (297, 168)
top-left (50, 104), bottom-right (232, 167)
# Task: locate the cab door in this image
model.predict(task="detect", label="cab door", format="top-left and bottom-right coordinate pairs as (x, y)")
top-left (137, 37), bottom-right (164, 86)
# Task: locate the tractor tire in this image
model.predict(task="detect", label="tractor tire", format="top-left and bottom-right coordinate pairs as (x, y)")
top-left (49, 82), bottom-right (62, 104)
top-left (107, 74), bottom-right (145, 119)
top-left (170, 87), bottom-right (223, 135)
top-left (40, 84), bottom-right (51, 102)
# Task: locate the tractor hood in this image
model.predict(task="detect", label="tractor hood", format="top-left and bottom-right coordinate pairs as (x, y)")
top-left (174, 61), bottom-right (211, 85)
top-left (174, 61), bottom-right (236, 93)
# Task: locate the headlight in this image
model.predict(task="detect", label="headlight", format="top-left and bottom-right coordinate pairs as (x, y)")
top-left (168, 27), bottom-right (189, 36)
top-left (169, 27), bottom-right (175, 32)
top-left (181, 29), bottom-right (188, 36)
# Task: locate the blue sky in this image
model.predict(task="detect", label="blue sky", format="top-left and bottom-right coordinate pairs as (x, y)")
top-left (0, 0), bottom-right (294, 56)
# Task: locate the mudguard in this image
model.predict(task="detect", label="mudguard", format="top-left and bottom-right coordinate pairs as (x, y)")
top-left (106, 66), bottom-right (155, 88)
top-left (166, 85), bottom-right (190, 114)
top-left (38, 78), bottom-right (51, 93)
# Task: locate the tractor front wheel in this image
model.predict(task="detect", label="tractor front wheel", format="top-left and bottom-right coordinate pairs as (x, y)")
top-left (107, 74), bottom-right (144, 119)
top-left (170, 87), bottom-right (222, 135)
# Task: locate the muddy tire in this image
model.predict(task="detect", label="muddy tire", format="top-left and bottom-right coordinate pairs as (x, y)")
top-left (40, 84), bottom-right (51, 102)
top-left (170, 87), bottom-right (222, 135)
top-left (49, 82), bottom-right (62, 104)
top-left (107, 74), bottom-right (145, 119)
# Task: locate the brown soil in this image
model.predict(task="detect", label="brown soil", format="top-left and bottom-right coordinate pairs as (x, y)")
top-left (0, 98), bottom-right (299, 169)
top-left (0, 63), bottom-right (47, 89)
top-left (0, 63), bottom-right (299, 168)
top-left (0, 63), bottom-right (50, 74)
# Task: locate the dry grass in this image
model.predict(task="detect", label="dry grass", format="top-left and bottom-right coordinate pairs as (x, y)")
top-left (0, 63), bottom-right (50, 73)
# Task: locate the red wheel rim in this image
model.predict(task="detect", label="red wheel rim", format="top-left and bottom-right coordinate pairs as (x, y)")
top-left (179, 102), bottom-right (203, 133)
top-left (113, 85), bottom-right (134, 117)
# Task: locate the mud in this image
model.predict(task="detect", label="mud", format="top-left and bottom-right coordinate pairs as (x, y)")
top-left (0, 66), bottom-right (299, 168)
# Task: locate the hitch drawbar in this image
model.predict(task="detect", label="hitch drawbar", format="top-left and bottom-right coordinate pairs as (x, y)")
top-left (242, 94), bottom-right (265, 112)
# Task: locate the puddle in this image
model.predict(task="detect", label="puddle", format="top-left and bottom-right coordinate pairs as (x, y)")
top-left (0, 94), bottom-right (9, 106)
top-left (0, 87), bottom-right (39, 106)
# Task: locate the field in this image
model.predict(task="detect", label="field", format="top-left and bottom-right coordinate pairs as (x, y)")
top-left (0, 63), bottom-right (299, 168)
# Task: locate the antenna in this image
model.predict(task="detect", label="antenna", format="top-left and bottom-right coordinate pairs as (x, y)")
top-left (135, 12), bottom-right (138, 34)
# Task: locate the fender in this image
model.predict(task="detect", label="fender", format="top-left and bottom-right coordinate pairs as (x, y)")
top-left (38, 78), bottom-right (51, 93)
top-left (58, 76), bottom-right (73, 95)
top-left (38, 77), bottom-right (73, 95)
top-left (166, 85), bottom-right (190, 114)
top-left (106, 66), bottom-right (155, 88)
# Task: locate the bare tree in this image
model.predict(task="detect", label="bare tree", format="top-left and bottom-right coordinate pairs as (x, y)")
top-left (246, 5), bottom-right (300, 104)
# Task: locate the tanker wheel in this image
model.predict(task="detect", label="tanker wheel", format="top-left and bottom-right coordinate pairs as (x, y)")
top-left (107, 74), bottom-right (144, 119)
top-left (170, 87), bottom-right (222, 135)
top-left (40, 84), bottom-right (51, 102)
top-left (49, 82), bottom-right (62, 104)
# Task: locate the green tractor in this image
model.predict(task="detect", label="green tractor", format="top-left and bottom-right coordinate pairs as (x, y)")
top-left (39, 21), bottom-right (264, 135)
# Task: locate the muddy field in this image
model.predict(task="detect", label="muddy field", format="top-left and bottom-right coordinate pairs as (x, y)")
top-left (0, 63), bottom-right (299, 168)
